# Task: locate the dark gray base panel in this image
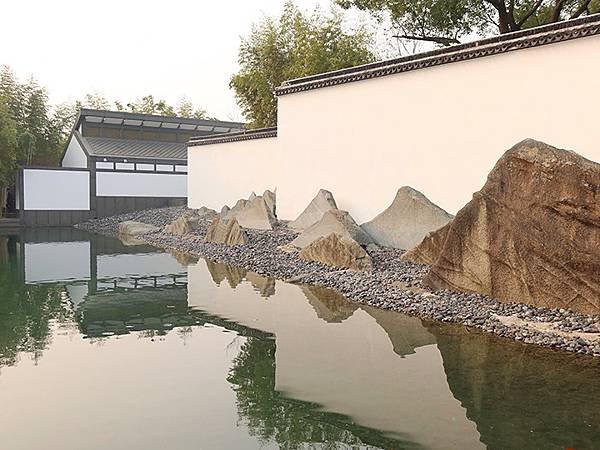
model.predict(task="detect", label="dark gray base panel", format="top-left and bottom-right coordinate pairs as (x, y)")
top-left (95, 196), bottom-right (186, 218)
top-left (21, 197), bottom-right (187, 227)
top-left (21, 210), bottom-right (93, 227)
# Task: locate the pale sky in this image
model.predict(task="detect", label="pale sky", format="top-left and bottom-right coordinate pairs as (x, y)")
top-left (0, 0), bottom-right (371, 123)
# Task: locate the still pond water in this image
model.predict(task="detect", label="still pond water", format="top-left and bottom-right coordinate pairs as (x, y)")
top-left (1, 228), bottom-right (599, 450)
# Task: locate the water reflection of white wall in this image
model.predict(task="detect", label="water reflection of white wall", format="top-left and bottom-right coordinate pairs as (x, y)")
top-left (25, 242), bottom-right (90, 283)
top-left (96, 253), bottom-right (186, 279)
top-left (187, 261), bottom-right (484, 450)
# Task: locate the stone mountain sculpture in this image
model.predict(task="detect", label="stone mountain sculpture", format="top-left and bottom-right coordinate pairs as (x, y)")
top-left (361, 186), bottom-right (453, 250)
top-left (288, 189), bottom-right (338, 231)
top-left (405, 139), bottom-right (600, 315)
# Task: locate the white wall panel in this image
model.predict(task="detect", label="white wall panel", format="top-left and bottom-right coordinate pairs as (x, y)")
top-left (23, 169), bottom-right (90, 210)
top-left (96, 172), bottom-right (187, 197)
top-left (188, 137), bottom-right (278, 210)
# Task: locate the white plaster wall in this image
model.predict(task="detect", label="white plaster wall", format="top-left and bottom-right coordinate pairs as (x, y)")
top-left (277, 35), bottom-right (600, 222)
top-left (187, 137), bottom-right (278, 210)
top-left (96, 172), bottom-right (187, 197)
top-left (23, 169), bottom-right (90, 210)
top-left (61, 135), bottom-right (88, 168)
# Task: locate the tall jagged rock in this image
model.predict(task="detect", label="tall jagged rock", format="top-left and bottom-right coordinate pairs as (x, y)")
top-left (299, 232), bottom-right (373, 272)
top-left (291, 209), bottom-right (374, 249)
top-left (235, 195), bottom-right (277, 230)
top-left (263, 189), bottom-right (276, 217)
top-left (221, 191), bottom-right (277, 230)
top-left (204, 217), bottom-right (248, 246)
top-left (361, 186), bottom-right (453, 250)
top-left (416, 139), bottom-right (600, 314)
top-left (288, 189), bottom-right (338, 231)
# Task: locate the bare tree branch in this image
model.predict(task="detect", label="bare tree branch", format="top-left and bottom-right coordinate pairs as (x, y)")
top-left (392, 34), bottom-right (461, 46)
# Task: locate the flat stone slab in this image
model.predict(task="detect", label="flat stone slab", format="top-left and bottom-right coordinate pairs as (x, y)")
top-left (361, 186), bottom-right (453, 250)
top-left (288, 189), bottom-right (338, 231)
top-left (291, 209), bottom-right (374, 249)
top-left (118, 221), bottom-right (159, 236)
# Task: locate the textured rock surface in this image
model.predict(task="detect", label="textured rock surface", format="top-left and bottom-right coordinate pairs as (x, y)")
top-left (118, 221), bottom-right (159, 236)
top-left (164, 216), bottom-right (200, 235)
top-left (421, 139), bottom-right (600, 314)
top-left (402, 222), bottom-right (451, 265)
top-left (291, 209), bottom-right (374, 249)
top-left (195, 206), bottom-right (217, 218)
top-left (362, 186), bottom-right (453, 250)
top-left (263, 189), bottom-right (276, 216)
top-left (164, 208), bottom-right (216, 235)
top-left (299, 232), bottom-right (373, 271)
top-left (235, 196), bottom-right (277, 230)
top-left (204, 217), bottom-right (249, 246)
top-left (289, 189), bottom-right (338, 231)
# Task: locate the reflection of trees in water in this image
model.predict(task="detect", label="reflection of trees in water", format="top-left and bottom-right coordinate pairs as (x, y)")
top-left (428, 322), bottom-right (600, 450)
top-left (227, 336), bottom-right (425, 450)
top-left (0, 236), bottom-right (72, 370)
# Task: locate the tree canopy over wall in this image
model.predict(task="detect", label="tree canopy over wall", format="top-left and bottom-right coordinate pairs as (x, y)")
top-left (230, 2), bottom-right (376, 128)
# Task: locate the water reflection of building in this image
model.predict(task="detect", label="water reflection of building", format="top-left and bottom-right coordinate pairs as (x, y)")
top-left (4, 228), bottom-right (190, 338)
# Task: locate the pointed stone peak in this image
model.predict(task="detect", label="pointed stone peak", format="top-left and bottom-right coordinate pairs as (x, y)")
top-left (289, 189), bottom-right (338, 231)
top-left (361, 187), bottom-right (453, 250)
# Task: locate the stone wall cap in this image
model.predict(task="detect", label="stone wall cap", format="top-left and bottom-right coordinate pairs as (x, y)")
top-left (188, 127), bottom-right (277, 147)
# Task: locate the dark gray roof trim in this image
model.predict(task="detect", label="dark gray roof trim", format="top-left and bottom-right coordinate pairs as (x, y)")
top-left (79, 108), bottom-right (245, 130)
top-left (276, 14), bottom-right (600, 96)
top-left (188, 127), bottom-right (277, 147)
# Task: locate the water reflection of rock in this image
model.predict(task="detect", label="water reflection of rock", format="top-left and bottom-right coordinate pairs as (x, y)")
top-left (205, 260), bottom-right (247, 288)
top-left (245, 271), bottom-right (276, 298)
top-left (168, 249), bottom-right (199, 266)
top-left (301, 285), bottom-right (358, 322)
top-left (362, 305), bottom-right (436, 357)
top-left (428, 322), bottom-right (600, 449)
top-left (300, 285), bottom-right (435, 356)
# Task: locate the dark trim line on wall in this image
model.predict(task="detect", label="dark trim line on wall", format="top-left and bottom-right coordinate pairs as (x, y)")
top-left (188, 127), bottom-right (277, 146)
top-left (95, 169), bottom-right (188, 175)
top-left (275, 13), bottom-right (600, 96)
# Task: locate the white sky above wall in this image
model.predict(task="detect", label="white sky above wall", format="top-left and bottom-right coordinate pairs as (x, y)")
top-left (0, 0), bottom-right (383, 122)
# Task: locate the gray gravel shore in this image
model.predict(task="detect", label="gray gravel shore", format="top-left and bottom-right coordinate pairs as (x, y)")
top-left (76, 206), bottom-right (600, 358)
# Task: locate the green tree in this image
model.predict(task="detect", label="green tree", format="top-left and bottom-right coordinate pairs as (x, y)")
top-left (177, 97), bottom-right (209, 120)
top-left (126, 94), bottom-right (176, 116)
top-left (230, 2), bottom-right (376, 128)
top-left (0, 99), bottom-right (18, 216)
top-left (336, 0), bottom-right (600, 46)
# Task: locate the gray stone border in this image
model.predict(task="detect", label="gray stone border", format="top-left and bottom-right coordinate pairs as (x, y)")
top-left (276, 14), bottom-right (600, 96)
top-left (188, 127), bottom-right (277, 146)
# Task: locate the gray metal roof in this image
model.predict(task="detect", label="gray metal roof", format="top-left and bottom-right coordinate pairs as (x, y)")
top-left (80, 134), bottom-right (187, 161)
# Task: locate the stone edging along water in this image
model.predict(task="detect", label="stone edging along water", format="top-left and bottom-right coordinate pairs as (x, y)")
top-left (76, 206), bottom-right (600, 359)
